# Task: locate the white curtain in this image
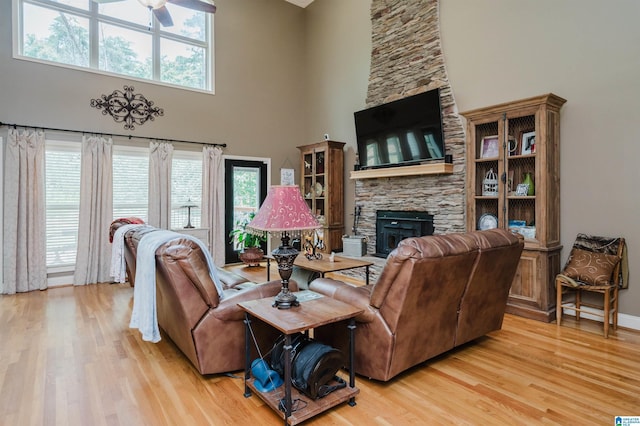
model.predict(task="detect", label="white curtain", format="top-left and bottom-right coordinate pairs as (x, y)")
top-left (74, 135), bottom-right (113, 285)
top-left (148, 142), bottom-right (173, 229)
top-left (2, 129), bottom-right (47, 294)
top-left (202, 146), bottom-right (225, 266)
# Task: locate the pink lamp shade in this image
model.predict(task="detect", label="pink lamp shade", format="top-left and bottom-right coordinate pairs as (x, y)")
top-left (247, 185), bottom-right (320, 235)
top-left (246, 185), bottom-right (319, 309)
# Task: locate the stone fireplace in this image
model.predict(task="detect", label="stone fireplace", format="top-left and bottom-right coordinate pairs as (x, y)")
top-left (354, 0), bottom-right (466, 260)
top-left (375, 210), bottom-right (434, 257)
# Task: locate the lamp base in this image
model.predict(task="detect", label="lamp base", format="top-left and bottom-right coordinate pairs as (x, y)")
top-left (272, 233), bottom-right (300, 310)
top-left (272, 289), bottom-right (299, 309)
top-left (184, 206), bottom-right (195, 229)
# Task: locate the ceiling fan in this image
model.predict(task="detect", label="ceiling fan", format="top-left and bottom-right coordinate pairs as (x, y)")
top-left (93, 0), bottom-right (216, 28)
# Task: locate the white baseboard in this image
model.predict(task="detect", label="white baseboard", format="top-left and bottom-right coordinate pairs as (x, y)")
top-left (620, 313), bottom-right (640, 331)
top-left (562, 304), bottom-right (640, 331)
top-left (47, 270), bottom-right (74, 287)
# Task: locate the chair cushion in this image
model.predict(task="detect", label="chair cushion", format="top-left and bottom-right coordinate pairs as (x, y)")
top-left (563, 248), bottom-right (621, 286)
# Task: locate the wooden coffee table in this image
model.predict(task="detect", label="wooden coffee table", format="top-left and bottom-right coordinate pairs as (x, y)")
top-left (266, 255), bottom-right (374, 285)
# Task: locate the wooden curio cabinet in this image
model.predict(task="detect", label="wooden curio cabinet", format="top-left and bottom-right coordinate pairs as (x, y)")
top-left (298, 140), bottom-right (345, 253)
top-left (462, 94), bottom-right (566, 322)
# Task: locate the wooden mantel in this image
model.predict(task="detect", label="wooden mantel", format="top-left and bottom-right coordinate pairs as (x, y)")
top-left (350, 162), bottom-right (453, 180)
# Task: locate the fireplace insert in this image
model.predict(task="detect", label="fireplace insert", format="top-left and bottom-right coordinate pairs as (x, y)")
top-left (375, 210), bottom-right (434, 257)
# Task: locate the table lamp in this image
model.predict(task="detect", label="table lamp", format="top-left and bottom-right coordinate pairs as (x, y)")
top-left (181, 199), bottom-right (198, 229)
top-left (246, 185), bottom-right (320, 309)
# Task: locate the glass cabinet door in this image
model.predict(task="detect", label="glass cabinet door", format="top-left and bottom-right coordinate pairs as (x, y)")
top-left (301, 148), bottom-right (326, 219)
top-left (472, 119), bottom-right (501, 231)
top-left (505, 113), bottom-right (537, 240)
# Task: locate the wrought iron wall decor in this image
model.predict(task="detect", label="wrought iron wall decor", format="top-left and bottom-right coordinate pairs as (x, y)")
top-left (90, 86), bottom-right (164, 130)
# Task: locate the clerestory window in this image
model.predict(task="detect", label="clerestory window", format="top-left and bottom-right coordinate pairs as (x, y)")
top-left (14, 0), bottom-right (214, 92)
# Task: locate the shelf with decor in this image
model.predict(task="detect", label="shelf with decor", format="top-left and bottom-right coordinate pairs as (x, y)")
top-left (462, 93), bottom-right (566, 322)
top-left (298, 140), bottom-right (345, 253)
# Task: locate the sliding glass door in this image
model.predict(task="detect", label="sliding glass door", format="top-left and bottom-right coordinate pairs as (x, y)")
top-left (224, 159), bottom-right (268, 264)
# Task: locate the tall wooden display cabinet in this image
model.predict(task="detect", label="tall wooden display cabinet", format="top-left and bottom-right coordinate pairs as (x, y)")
top-left (462, 94), bottom-right (566, 322)
top-left (298, 140), bottom-right (345, 253)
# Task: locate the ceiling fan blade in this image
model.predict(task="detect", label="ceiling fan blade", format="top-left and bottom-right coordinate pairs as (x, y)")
top-left (154, 6), bottom-right (174, 27)
top-left (168, 0), bottom-right (216, 14)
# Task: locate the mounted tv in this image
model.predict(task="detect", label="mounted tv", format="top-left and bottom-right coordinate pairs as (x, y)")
top-left (354, 88), bottom-right (445, 170)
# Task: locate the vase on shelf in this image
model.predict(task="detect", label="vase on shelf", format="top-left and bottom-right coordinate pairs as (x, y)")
top-left (522, 172), bottom-right (535, 196)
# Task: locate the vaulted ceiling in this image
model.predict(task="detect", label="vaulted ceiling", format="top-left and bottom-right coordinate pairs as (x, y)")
top-left (285, 0), bottom-right (314, 7)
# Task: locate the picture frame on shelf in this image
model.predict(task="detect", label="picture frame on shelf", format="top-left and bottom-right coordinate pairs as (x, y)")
top-left (515, 183), bottom-right (530, 196)
top-left (480, 135), bottom-right (499, 159)
top-left (521, 131), bottom-right (536, 154)
top-left (507, 136), bottom-right (519, 156)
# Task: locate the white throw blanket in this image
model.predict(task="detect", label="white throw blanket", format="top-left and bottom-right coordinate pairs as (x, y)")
top-left (129, 230), bottom-right (225, 343)
top-left (110, 224), bottom-right (148, 283)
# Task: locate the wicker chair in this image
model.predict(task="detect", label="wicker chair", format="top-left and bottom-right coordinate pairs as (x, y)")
top-left (556, 234), bottom-right (626, 338)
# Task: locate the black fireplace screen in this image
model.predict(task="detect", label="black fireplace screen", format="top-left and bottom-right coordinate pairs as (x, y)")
top-left (375, 210), bottom-right (434, 257)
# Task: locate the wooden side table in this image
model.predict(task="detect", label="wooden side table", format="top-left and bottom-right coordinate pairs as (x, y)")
top-left (239, 292), bottom-right (363, 425)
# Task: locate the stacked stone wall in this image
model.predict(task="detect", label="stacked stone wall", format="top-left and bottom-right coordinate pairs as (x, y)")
top-left (356, 0), bottom-right (467, 256)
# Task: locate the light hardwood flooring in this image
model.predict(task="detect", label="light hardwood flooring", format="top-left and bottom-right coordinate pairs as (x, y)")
top-left (1, 281), bottom-right (639, 425)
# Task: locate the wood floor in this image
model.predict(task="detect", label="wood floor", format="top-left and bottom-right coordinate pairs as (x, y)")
top-left (1, 282), bottom-right (639, 426)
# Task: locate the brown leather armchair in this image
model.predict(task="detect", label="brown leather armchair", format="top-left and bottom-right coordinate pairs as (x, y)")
top-left (110, 218), bottom-right (252, 289)
top-left (154, 238), bottom-right (293, 375)
top-left (114, 222), bottom-right (297, 375)
top-left (309, 229), bottom-right (523, 381)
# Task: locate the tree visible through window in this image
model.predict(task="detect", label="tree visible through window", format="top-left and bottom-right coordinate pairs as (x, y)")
top-left (17, 0), bottom-right (213, 91)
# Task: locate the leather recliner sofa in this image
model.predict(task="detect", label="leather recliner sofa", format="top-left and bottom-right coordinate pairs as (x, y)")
top-left (309, 228), bottom-right (524, 382)
top-left (110, 218), bottom-right (253, 288)
top-left (111, 221), bottom-right (295, 375)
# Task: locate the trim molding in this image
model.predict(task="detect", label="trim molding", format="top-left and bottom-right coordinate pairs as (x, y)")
top-left (562, 304), bottom-right (640, 331)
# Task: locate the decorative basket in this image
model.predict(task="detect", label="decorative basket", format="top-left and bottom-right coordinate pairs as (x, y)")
top-left (482, 168), bottom-right (498, 196)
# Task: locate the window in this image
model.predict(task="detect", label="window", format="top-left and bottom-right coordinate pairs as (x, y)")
top-left (45, 140), bottom-right (81, 268)
top-left (171, 151), bottom-right (202, 229)
top-left (15, 0), bottom-right (213, 91)
top-left (43, 140), bottom-right (201, 270)
top-left (113, 145), bottom-right (149, 222)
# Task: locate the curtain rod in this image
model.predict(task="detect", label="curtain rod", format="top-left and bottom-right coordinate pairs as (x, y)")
top-left (0, 121), bottom-right (227, 148)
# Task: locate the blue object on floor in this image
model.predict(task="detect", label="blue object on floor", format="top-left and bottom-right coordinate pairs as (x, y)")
top-left (251, 358), bottom-right (283, 392)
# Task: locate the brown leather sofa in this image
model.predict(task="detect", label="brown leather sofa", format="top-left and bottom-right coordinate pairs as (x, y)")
top-left (111, 220), bottom-right (296, 375)
top-left (309, 228), bottom-right (524, 382)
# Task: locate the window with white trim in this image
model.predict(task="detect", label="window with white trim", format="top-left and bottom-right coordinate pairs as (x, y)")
top-left (45, 140), bottom-right (81, 268)
top-left (44, 140), bottom-right (202, 269)
top-left (113, 145), bottom-right (150, 222)
top-left (15, 0), bottom-right (213, 91)
top-left (171, 151), bottom-right (202, 229)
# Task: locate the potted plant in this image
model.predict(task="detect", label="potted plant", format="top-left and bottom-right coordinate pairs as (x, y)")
top-left (229, 212), bottom-right (267, 266)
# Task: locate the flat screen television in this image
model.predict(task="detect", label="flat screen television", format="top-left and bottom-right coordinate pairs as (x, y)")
top-left (354, 88), bottom-right (445, 170)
